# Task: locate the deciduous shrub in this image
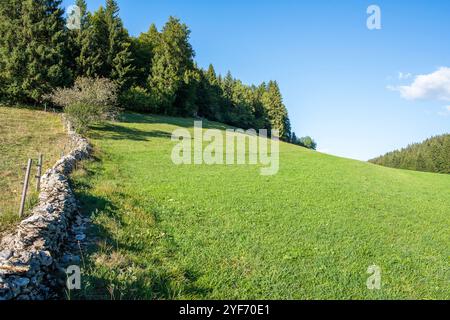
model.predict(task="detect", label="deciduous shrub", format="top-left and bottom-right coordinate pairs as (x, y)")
top-left (291, 135), bottom-right (317, 150)
top-left (46, 77), bottom-right (119, 133)
top-left (298, 136), bottom-right (317, 150)
top-left (119, 86), bottom-right (156, 113)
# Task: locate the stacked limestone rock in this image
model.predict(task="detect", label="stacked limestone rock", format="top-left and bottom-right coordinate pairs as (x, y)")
top-left (0, 128), bottom-right (91, 300)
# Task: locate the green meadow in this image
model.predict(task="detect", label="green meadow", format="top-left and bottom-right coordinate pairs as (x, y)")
top-left (71, 113), bottom-right (450, 300)
top-left (0, 106), bottom-right (69, 235)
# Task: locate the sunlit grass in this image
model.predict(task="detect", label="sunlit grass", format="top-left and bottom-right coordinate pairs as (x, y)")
top-left (72, 113), bottom-right (450, 300)
top-left (0, 105), bottom-right (69, 234)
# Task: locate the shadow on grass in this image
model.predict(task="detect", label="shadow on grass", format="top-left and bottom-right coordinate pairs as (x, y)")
top-left (88, 123), bottom-right (172, 141)
top-left (119, 112), bottom-right (231, 131)
top-left (87, 112), bottom-right (238, 143)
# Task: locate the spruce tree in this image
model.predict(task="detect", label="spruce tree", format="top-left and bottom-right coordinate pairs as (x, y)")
top-left (105, 0), bottom-right (121, 68)
top-left (77, 10), bottom-right (105, 78)
top-left (206, 64), bottom-right (218, 85)
top-left (218, 71), bottom-right (235, 123)
top-left (197, 64), bottom-right (222, 120)
top-left (74, 1), bottom-right (134, 89)
top-left (112, 41), bottom-right (135, 90)
top-left (230, 79), bottom-right (255, 128)
top-left (132, 24), bottom-right (160, 87)
top-left (174, 69), bottom-right (201, 116)
top-left (149, 17), bottom-right (195, 114)
top-left (105, 0), bottom-right (134, 90)
top-left (0, 0), bottom-right (70, 102)
top-left (253, 83), bottom-right (271, 130)
top-left (262, 81), bottom-right (291, 140)
top-left (0, 0), bottom-right (25, 100)
top-left (82, 7), bottom-right (109, 77)
top-left (67, 0), bottom-right (89, 78)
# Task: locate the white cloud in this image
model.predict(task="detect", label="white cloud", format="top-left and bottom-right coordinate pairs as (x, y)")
top-left (398, 72), bottom-right (412, 80)
top-left (389, 67), bottom-right (450, 101)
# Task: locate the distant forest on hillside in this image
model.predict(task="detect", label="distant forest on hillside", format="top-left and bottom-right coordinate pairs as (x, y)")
top-left (370, 134), bottom-right (450, 174)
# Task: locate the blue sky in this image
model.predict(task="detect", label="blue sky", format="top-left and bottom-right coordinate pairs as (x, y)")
top-left (62, 0), bottom-right (450, 160)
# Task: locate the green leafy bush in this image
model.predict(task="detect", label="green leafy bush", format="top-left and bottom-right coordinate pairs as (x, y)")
top-left (46, 77), bottom-right (119, 133)
top-left (119, 86), bottom-right (156, 113)
top-left (298, 136), bottom-right (317, 150)
top-left (291, 134), bottom-right (317, 150)
top-left (64, 103), bottom-right (102, 133)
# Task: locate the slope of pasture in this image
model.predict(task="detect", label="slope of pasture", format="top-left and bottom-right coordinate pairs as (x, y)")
top-left (0, 106), bottom-right (69, 234)
top-left (72, 113), bottom-right (450, 300)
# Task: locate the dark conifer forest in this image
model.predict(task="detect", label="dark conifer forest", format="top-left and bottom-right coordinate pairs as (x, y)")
top-left (370, 134), bottom-right (450, 174)
top-left (0, 0), bottom-right (300, 142)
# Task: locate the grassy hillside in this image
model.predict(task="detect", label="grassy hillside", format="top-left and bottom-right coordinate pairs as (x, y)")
top-left (0, 106), bottom-right (69, 234)
top-left (72, 113), bottom-right (450, 300)
top-left (370, 134), bottom-right (450, 174)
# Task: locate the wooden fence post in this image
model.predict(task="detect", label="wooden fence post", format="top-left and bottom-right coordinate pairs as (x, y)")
top-left (36, 154), bottom-right (43, 192)
top-left (19, 159), bottom-right (33, 218)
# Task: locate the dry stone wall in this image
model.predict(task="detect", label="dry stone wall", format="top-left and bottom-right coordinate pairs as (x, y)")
top-left (0, 121), bottom-right (91, 300)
